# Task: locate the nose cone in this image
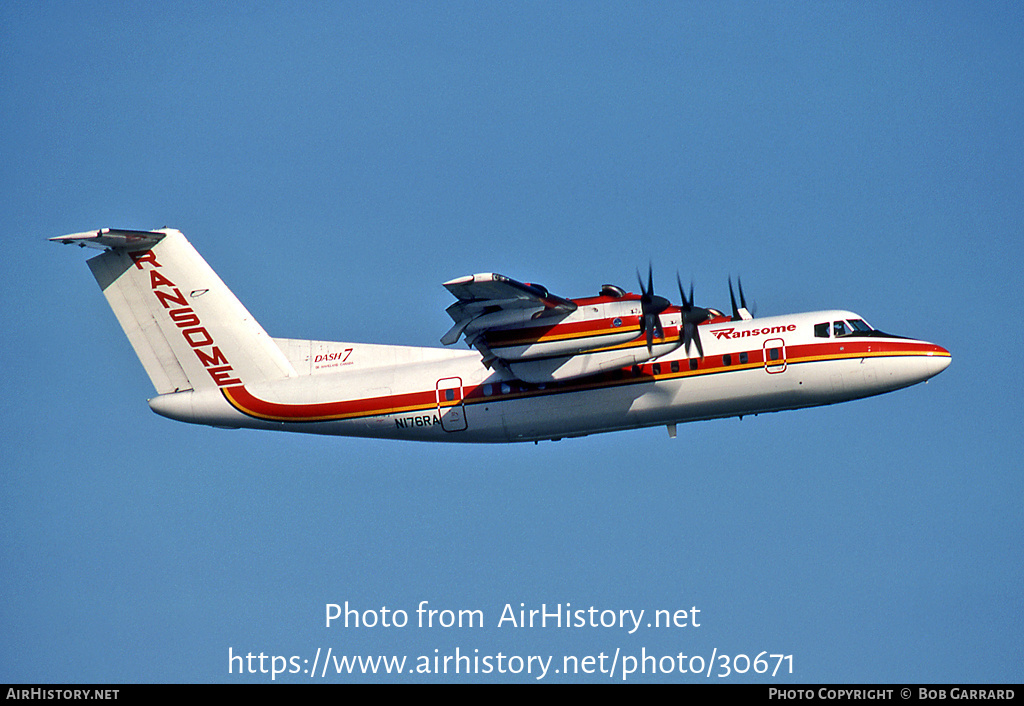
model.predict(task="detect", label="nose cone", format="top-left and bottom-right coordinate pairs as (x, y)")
top-left (905, 341), bottom-right (951, 388)
top-left (933, 344), bottom-right (946, 377)
top-left (924, 343), bottom-right (952, 378)
top-left (878, 340), bottom-right (950, 392)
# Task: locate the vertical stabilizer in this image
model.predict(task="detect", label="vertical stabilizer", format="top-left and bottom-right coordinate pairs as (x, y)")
top-left (53, 228), bottom-right (296, 394)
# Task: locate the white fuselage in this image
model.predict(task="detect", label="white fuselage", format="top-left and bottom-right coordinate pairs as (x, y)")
top-left (148, 309), bottom-right (951, 443)
top-left (54, 229), bottom-right (950, 443)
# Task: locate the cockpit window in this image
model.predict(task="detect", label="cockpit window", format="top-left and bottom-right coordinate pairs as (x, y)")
top-left (834, 319), bottom-right (874, 337)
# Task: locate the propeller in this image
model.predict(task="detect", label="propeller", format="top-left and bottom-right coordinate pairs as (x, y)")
top-left (637, 265), bottom-right (671, 352)
top-left (677, 274), bottom-right (713, 359)
top-left (728, 276), bottom-right (754, 321)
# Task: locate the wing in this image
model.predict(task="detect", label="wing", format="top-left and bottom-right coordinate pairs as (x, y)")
top-left (442, 272), bottom-right (685, 382)
top-left (441, 273), bottom-right (577, 347)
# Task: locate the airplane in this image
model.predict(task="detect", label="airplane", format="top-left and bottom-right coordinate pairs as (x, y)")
top-left (53, 228), bottom-right (951, 443)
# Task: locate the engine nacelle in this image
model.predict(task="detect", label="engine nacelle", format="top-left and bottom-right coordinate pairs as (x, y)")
top-left (485, 299), bottom-right (683, 382)
top-left (484, 315), bottom-right (646, 360)
top-left (507, 337), bottom-right (681, 383)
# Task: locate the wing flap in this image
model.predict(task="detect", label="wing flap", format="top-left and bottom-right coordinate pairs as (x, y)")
top-left (441, 273), bottom-right (577, 346)
top-left (443, 273), bottom-right (576, 312)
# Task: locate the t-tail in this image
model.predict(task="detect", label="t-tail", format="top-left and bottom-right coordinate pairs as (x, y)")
top-left (52, 228), bottom-right (296, 394)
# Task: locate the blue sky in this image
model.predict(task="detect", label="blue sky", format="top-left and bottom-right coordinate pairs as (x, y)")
top-left (2, 1), bottom-right (1021, 683)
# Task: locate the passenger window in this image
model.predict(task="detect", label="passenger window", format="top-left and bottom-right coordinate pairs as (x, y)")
top-left (769, 348), bottom-right (780, 361)
top-left (671, 361), bottom-right (680, 373)
top-left (740, 351), bottom-right (748, 364)
top-left (723, 354), bottom-right (731, 366)
top-left (689, 359), bottom-right (699, 371)
top-left (653, 363), bottom-right (661, 375)
top-left (815, 323), bottom-right (830, 338)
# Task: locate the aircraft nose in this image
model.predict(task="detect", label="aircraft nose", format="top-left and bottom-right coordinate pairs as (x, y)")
top-left (924, 343), bottom-right (951, 378)
top-left (880, 340), bottom-right (951, 392)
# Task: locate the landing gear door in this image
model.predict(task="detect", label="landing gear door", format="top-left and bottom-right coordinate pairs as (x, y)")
top-left (763, 338), bottom-right (787, 374)
top-left (436, 377), bottom-right (468, 432)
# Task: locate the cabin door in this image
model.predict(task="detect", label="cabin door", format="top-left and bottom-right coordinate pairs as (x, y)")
top-left (763, 338), bottom-right (788, 374)
top-left (436, 377), bottom-right (468, 432)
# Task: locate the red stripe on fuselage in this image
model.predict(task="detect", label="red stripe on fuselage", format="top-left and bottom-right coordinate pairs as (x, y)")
top-left (221, 338), bottom-right (948, 424)
top-left (221, 385), bottom-right (437, 423)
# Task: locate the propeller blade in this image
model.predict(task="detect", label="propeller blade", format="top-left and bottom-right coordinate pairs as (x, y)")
top-left (729, 276), bottom-right (754, 321)
top-left (690, 321), bottom-right (704, 358)
top-left (729, 276), bottom-right (739, 320)
top-left (637, 265), bottom-right (671, 352)
top-left (676, 272), bottom-right (708, 358)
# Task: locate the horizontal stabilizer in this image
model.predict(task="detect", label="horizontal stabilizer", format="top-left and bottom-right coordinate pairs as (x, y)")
top-left (51, 228), bottom-right (166, 250)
